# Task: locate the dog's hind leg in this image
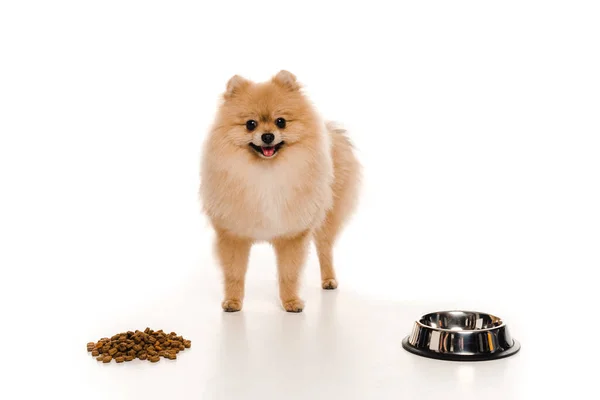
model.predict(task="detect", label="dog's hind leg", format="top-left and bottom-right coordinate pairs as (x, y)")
top-left (314, 218), bottom-right (340, 290)
top-left (314, 125), bottom-right (361, 290)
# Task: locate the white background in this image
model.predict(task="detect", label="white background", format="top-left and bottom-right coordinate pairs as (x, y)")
top-left (1, 1), bottom-right (599, 399)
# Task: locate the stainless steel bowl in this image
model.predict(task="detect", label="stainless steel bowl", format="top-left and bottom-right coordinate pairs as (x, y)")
top-left (402, 311), bottom-right (520, 361)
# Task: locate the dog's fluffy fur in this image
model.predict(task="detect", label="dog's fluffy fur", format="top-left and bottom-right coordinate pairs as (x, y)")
top-left (200, 71), bottom-right (360, 312)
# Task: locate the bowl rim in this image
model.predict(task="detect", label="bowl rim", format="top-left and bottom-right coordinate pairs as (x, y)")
top-left (415, 310), bottom-right (506, 333)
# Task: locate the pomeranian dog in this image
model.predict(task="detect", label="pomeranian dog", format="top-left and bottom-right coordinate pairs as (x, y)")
top-left (200, 70), bottom-right (360, 312)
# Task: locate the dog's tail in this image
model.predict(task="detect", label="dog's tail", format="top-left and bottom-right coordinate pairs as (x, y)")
top-left (325, 121), bottom-right (355, 149)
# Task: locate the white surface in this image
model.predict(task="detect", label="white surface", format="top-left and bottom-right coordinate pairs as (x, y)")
top-left (1, 1), bottom-right (599, 399)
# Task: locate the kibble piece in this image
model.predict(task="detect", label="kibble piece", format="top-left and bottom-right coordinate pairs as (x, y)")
top-left (102, 356), bottom-right (112, 363)
top-left (147, 350), bottom-right (157, 356)
top-left (138, 353), bottom-right (148, 360)
top-left (115, 356), bottom-right (125, 363)
top-left (149, 356), bottom-right (160, 363)
top-left (96, 356), bottom-right (104, 362)
top-left (92, 350), bottom-right (99, 357)
top-left (179, 345), bottom-right (185, 351)
top-left (133, 344), bottom-right (142, 352)
top-left (124, 355), bottom-right (134, 362)
top-left (183, 340), bottom-right (191, 348)
top-left (108, 348), bottom-right (117, 356)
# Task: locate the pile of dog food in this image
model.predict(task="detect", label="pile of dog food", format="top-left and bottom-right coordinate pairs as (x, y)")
top-left (87, 328), bottom-right (191, 363)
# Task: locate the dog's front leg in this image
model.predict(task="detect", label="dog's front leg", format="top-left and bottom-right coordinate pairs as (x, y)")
top-left (271, 231), bottom-right (310, 312)
top-left (215, 230), bottom-right (252, 312)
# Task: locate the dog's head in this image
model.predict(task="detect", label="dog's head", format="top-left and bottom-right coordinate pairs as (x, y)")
top-left (211, 71), bottom-right (320, 161)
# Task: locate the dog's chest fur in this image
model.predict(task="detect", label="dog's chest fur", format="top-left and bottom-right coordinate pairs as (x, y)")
top-left (204, 154), bottom-right (333, 241)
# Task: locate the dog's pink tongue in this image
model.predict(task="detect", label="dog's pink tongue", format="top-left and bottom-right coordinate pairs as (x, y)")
top-left (262, 147), bottom-right (275, 157)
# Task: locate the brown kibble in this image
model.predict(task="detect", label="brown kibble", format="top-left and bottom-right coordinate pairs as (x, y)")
top-left (89, 329), bottom-right (189, 363)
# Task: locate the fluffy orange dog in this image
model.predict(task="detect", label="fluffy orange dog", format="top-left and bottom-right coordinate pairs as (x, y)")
top-left (200, 71), bottom-right (360, 312)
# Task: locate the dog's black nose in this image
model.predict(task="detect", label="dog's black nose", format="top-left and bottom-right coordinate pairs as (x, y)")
top-left (261, 133), bottom-right (275, 144)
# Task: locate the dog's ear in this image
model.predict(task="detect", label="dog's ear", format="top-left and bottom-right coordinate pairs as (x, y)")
top-left (224, 75), bottom-right (250, 99)
top-left (272, 70), bottom-right (300, 91)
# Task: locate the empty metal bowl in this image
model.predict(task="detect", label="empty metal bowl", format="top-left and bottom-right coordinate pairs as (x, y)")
top-left (402, 311), bottom-right (520, 361)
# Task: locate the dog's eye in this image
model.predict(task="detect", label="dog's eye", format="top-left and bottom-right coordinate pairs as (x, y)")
top-left (275, 118), bottom-right (286, 129)
top-left (245, 120), bottom-right (257, 131)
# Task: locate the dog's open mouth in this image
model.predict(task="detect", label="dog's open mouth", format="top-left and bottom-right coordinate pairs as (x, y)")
top-left (249, 142), bottom-right (284, 158)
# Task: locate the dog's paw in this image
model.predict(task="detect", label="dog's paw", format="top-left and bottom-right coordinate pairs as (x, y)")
top-left (282, 299), bottom-right (305, 313)
top-left (222, 299), bottom-right (243, 312)
top-left (322, 278), bottom-right (338, 290)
